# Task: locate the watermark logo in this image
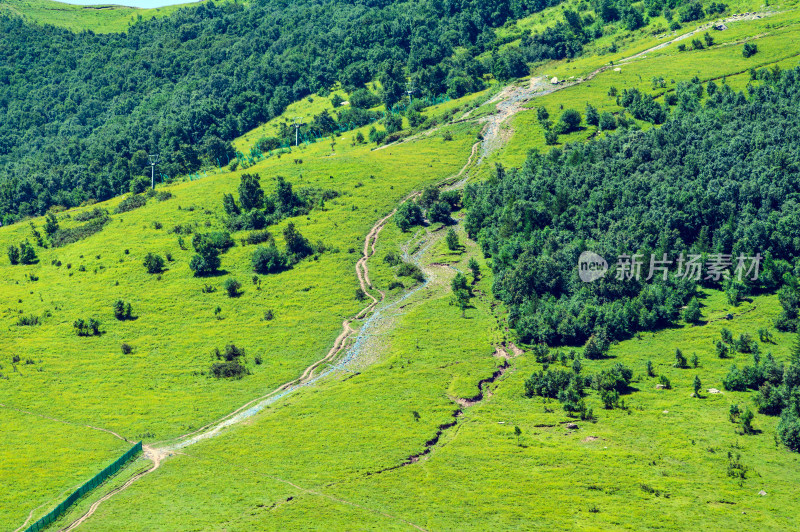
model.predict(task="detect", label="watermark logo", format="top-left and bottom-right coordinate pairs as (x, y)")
top-left (578, 252), bottom-right (763, 283)
top-left (578, 251), bottom-right (608, 283)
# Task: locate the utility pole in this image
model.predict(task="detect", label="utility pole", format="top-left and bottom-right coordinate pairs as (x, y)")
top-left (292, 117), bottom-right (303, 147)
top-left (148, 154), bottom-right (160, 190)
top-left (405, 82), bottom-right (416, 103)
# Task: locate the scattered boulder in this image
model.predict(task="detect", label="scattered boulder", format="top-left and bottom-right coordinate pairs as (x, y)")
top-left (758, 490), bottom-right (767, 496)
top-left (708, 388), bottom-right (722, 394)
top-left (656, 384), bottom-right (666, 389)
top-left (565, 423), bottom-right (579, 430)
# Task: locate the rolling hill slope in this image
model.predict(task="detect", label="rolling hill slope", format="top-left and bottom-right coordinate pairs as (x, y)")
top-left (4, 1), bottom-right (800, 530)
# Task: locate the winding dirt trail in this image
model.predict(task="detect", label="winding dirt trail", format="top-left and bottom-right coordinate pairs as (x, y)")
top-left (58, 189), bottom-right (427, 532)
top-left (60, 40), bottom-right (533, 528)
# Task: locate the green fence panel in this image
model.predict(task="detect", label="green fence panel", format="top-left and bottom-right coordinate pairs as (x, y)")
top-left (24, 441), bottom-right (142, 532)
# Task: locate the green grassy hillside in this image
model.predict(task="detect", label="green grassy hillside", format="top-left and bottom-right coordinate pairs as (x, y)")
top-left (0, 0), bottom-right (190, 32)
top-left (0, 114), bottom-right (478, 528)
top-left (5, 3), bottom-right (800, 531)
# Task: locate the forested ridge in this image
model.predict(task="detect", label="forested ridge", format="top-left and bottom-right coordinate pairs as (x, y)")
top-left (465, 68), bottom-right (800, 348)
top-left (0, 0), bottom-right (562, 223)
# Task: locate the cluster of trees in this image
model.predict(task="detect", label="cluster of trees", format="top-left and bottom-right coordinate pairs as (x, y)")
top-left (524, 344), bottom-right (633, 415)
top-left (616, 87), bottom-right (668, 124)
top-left (0, 0), bottom-right (564, 223)
top-left (250, 222), bottom-right (316, 275)
top-left (267, 106), bottom-right (383, 151)
top-left (396, 187), bottom-right (462, 231)
top-left (189, 231), bottom-right (234, 276)
top-left (724, 335), bottom-right (800, 451)
top-left (465, 67), bottom-right (800, 346)
top-left (210, 344), bottom-right (250, 379)
top-left (113, 300), bottom-right (135, 321)
top-left (7, 240), bottom-right (37, 265)
top-left (73, 317), bottom-right (101, 337)
top-left (224, 173), bottom-right (337, 231)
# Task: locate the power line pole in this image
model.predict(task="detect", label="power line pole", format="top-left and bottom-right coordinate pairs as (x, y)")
top-left (405, 82), bottom-right (416, 103)
top-left (292, 117), bottom-right (302, 147)
top-left (148, 154), bottom-right (160, 190)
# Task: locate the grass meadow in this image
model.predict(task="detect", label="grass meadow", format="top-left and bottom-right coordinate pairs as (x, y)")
top-left (4, 5), bottom-right (800, 530)
top-left (0, 0), bottom-right (191, 33)
top-left (0, 112), bottom-right (478, 529)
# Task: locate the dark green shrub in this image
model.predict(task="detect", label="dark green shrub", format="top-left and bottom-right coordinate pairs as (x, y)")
top-left (143, 253), bottom-right (165, 274)
top-left (428, 201), bottom-right (453, 224)
top-left (397, 262), bottom-right (424, 282)
top-left (252, 244), bottom-right (288, 274)
top-left (224, 278), bottom-right (242, 297)
top-left (283, 223), bottom-right (313, 262)
top-left (16, 314), bottom-right (40, 326)
top-left (244, 230), bottom-right (273, 246)
top-left (114, 300), bottom-right (134, 320)
top-left (7, 245), bottom-right (19, 265)
top-left (395, 202), bottom-right (424, 232)
top-left (743, 42), bottom-right (758, 58)
top-left (19, 241), bottom-right (38, 264)
top-left (74, 318), bottom-right (101, 337)
top-left (210, 361), bottom-right (249, 379)
top-left (114, 194), bottom-right (147, 214)
top-left (74, 207), bottom-right (108, 222)
top-left (555, 109), bottom-right (582, 133)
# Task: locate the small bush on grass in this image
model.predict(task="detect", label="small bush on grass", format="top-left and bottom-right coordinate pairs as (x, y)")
top-left (224, 278), bottom-right (242, 297)
top-left (143, 253), bottom-right (165, 274)
top-left (114, 194), bottom-right (147, 214)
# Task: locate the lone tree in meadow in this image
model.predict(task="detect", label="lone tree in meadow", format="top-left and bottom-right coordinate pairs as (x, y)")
top-left (190, 238), bottom-right (221, 277)
top-left (468, 257), bottom-right (480, 281)
top-left (238, 173), bottom-right (265, 211)
top-left (446, 228), bottom-right (459, 251)
top-left (693, 375), bottom-right (702, 397)
top-left (741, 408), bottom-right (755, 434)
top-left (451, 272), bottom-right (472, 317)
top-left (224, 278), bottom-right (242, 298)
top-left (684, 297), bottom-right (701, 324)
top-left (283, 222), bottom-right (313, 262)
top-left (674, 348), bottom-right (688, 368)
top-left (743, 42), bottom-right (758, 58)
top-left (556, 109), bottom-right (582, 133)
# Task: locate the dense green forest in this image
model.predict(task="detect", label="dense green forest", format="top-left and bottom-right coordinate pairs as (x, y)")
top-left (465, 67), bottom-right (800, 349)
top-left (0, 0), bottom-right (717, 224)
top-left (0, 0), bottom-right (563, 223)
